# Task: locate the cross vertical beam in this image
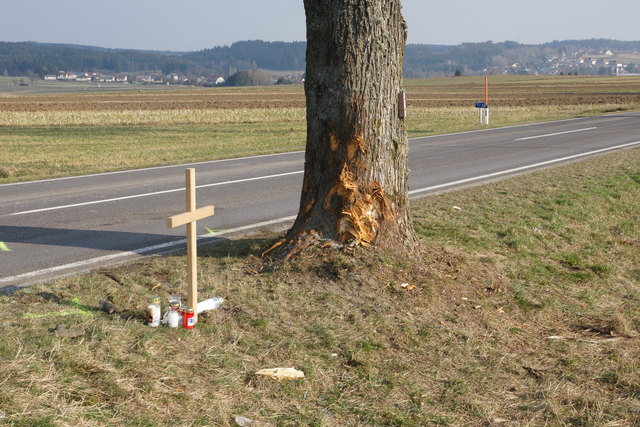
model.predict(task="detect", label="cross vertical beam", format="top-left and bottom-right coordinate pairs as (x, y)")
top-left (166, 168), bottom-right (214, 324)
top-left (185, 168), bottom-right (198, 320)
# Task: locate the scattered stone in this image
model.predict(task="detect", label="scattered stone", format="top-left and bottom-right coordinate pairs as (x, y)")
top-left (234, 415), bottom-right (254, 426)
top-left (99, 300), bottom-right (116, 314)
top-left (52, 324), bottom-right (85, 339)
top-left (522, 365), bottom-right (546, 380)
top-left (255, 367), bottom-right (304, 381)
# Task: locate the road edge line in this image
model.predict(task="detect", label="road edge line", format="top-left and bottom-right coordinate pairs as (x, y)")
top-left (408, 140), bottom-right (640, 196)
top-left (0, 216), bottom-right (297, 290)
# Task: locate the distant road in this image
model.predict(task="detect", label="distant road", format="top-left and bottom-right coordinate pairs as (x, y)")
top-left (1, 112), bottom-right (639, 291)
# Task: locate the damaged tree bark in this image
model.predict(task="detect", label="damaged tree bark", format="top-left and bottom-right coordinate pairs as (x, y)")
top-left (276, 0), bottom-right (419, 256)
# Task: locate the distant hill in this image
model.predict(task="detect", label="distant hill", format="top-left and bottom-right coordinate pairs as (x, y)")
top-left (405, 39), bottom-right (640, 77)
top-left (0, 40), bottom-right (306, 79)
top-left (183, 41), bottom-right (306, 75)
top-left (1, 39), bottom-right (639, 79)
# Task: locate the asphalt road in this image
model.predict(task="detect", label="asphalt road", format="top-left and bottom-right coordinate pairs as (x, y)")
top-left (1, 112), bottom-right (639, 291)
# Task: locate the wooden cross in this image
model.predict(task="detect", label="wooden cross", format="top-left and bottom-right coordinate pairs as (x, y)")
top-left (166, 168), bottom-right (214, 323)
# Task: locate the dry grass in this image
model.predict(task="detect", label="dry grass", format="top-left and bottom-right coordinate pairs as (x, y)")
top-left (0, 122), bottom-right (307, 182)
top-left (0, 108), bottom-right (306, 127)
top-left (1, 148), bottom-right (638, 426)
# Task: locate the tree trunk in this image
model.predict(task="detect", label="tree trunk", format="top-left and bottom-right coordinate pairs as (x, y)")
top-left (277, 0), bottom-right (419, 256)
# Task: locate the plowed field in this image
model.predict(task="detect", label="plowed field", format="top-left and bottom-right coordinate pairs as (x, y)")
top-left (0, 91), bottom-right (305, 112)
top-left (1, 76), bottom-right (639, 112)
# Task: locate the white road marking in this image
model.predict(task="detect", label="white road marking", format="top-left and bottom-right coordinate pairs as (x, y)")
top-left (8, 170), bottom-right (304, 216)
top-left (408, 140), bottom-right (640, 196)
top-left (0, 215), bottom-right (297, 286)
top-left (513, 127), bottom-right (597, 141)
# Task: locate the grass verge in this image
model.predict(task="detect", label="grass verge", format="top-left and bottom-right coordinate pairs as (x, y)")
top-left (0, 122), bottom-right (306, 180)
top-left (1, 147), bottom-right (638, 426)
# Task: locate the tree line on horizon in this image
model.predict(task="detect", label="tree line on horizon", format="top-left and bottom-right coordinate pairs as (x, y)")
top-left (1, 39), bottom-right (638, 82)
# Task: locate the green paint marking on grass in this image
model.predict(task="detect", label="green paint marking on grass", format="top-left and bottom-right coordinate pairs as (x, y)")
top-left (205, 227), bottom-right (225, 236)
top-left (0, 242), bottom-right (11, 251)
top-left (69, 297), bottom-right (94, 315)
top-left (22, 297), bottom-right (94, 319)
top-left (23, 310), bottom-right (92, 319)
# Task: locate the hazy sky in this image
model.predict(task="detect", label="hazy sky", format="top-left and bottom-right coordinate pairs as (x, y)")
top-left (1, 0), bottom-right (639, 51)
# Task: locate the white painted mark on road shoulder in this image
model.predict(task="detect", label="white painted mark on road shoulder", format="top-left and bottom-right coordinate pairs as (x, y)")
top-left (8, 170), bottom-right (304, 216)
top-left (409, 140), bottom-right (640, 196)
top-left (514, 127), bottom-right (597, 141)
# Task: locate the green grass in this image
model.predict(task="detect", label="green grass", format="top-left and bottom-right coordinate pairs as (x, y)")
top-left (1, 148), bottom-right (638, 425)
top-left (412, 149), bottom-right (640, 315)
top-left (0, 122), bottom-right (306, 180)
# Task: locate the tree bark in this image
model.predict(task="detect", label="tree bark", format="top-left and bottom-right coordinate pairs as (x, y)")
top-left (277, 0), bottom-right (419, 255)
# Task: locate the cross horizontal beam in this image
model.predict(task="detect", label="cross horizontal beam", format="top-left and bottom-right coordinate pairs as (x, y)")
top-left (166, 205), bottom-right (215, 228)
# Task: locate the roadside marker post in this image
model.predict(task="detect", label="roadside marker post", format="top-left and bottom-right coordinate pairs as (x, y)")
top-left (166, 168), bottom-right (214, 323)
top-left (475, 102), bottom-right (487, 123)
top-left (475, 77), bottom-right (490, 125)
top-left (483, 76), bottom-right (490, 125)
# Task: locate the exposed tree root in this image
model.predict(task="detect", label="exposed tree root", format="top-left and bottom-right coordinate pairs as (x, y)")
top-left (263, 162), bottom-right (419, 263)
top-left (261, 239), bottom-right (285, 258)
top-left (263, 214), bottom-right (420, 265)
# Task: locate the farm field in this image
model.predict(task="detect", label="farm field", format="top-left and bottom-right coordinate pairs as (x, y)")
top-left (1, 75), bottom-right (639, 183)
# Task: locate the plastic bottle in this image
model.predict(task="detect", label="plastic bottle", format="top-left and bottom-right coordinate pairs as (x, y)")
top-left (147, 296), bottom-right (161, 327)
top-left (197, 297), bottom-right (224, 314)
